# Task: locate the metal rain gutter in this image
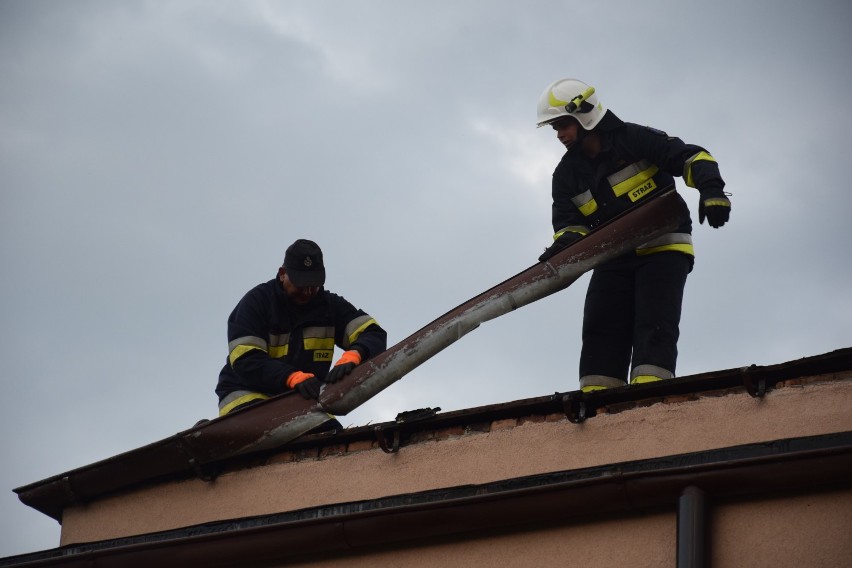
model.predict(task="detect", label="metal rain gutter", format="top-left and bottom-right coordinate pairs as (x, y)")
top-left (14, 189), bottom-right (686, 521)
top-left (321, 187), bottom-right (686, 417)
top-left (184, 188), bottom-right (685, 464)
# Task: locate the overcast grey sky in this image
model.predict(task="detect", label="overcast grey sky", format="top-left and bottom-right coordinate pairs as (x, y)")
top-left (2, 0), bottom-right (851, 558)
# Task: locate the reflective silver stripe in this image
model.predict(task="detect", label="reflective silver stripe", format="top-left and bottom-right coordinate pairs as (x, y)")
top-left (630, 365), bottom-right (673, 381)
top-left (607, 159), bottom-right (655, 186)
top-left (269, 333), bottom-right (290, 348)
top-left (570, 190), bottom-right (597, 216)
top-left (218, 390), bottom-right (270, 415)
top-left (302, 326), bottom-right (335, 352)
top-left (228, 335), bottom-right (267, 352)
top-left (228, 335), bottom-right (269, 366)
top-left (302, 326), bottom-right (334, 339)
top-left (637, 232), bottom-right (693, 250)
top-left (580, 375), bottom-right (626, 389)
top-left (343, 315), bottom-right (377, 348)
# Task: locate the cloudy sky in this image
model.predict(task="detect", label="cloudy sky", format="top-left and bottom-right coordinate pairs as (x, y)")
top-left (1, 0), bottom-right (850, 558)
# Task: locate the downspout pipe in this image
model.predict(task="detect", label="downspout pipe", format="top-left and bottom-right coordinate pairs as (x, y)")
top-left (677, 485), bottom-right (709, 568)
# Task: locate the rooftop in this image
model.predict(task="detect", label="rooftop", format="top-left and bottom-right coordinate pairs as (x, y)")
top-left (14, 347), bottom-right (852, 519)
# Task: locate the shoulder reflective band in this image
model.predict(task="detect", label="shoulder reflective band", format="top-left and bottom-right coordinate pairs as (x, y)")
top-left (344, 316), bottom-right (378, 348)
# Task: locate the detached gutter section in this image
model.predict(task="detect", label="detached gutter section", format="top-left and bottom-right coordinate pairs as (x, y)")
top-left (15, 190), bottom-right (687, 522)
top-left (3, 432), bottom-right (851, 568)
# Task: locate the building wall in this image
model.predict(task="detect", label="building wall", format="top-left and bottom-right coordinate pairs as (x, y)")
top-left (250, 489), bottom-right (852, 568)
top-left (712, 489), bottom-right (852, 568)
top-left (59, 376), bottom-right (852, 546)
top-left (281, 512), bottom-right (677, 568)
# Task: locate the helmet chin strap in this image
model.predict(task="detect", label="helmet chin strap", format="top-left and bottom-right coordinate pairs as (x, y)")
top-left (566, 125), bottom-right (589, 153)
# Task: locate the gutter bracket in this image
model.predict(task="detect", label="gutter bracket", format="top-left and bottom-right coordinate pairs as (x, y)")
top-left (188, 458), bottom-right (220, 483)
top-left (374, 425), bottom-right (400, 454)
top-left (563, 392), bottom-right (587, 424)
top-left (175, 437), bottom-right (220, 482)
top-left (60, 475), bottom-right (78, 504)
top-left (741, 365), bottom-right (766, 398)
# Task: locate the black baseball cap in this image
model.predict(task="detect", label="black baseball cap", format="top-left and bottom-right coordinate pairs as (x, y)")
top-left (283, 239), bottom-right (326, 287)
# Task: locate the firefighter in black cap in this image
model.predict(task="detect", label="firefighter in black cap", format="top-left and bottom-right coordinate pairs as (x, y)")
top-left (216, 239), bottom-right (387, 421)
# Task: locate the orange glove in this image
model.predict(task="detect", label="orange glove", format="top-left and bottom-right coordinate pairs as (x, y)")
top-left (286, 371), bottom-right (321, 399)
top-left (325, 349), bottom-right (362, 383)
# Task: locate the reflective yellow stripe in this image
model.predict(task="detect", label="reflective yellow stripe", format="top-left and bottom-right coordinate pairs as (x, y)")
top-left (302, 325), bottom-right (335, 351)
top-left (548, 90), bottom-right (570, 107)
top-left (578, 199), bottom-right (599, 216)
top-left (703, 197), bottom-right (730, 208)
top-left (571, 190), bottom-right (598, 216)
top-left (631, 375), bottom-right (663, 385)
top-left (219, 392), bottom-right (270, 416)
top-left (343, 315), bottom-right (379, 349)
top-left (304, 337), bottom-right (335, 350)
top-left (637, 233), bottom-right (694, 256)
top-left (683, 151), bottom-right (716, 188)
top-left (554, 226), bottom-right (589, 239)
top-left (580, 375), bottom-right (626, 390)
top-left (229, 344), bottom-right (265, 366)
top-left (267, 333), bottom-right (290, 358)
top-left (631, 365), bottom-right (673, 382)
top-left (304, 325), bottom-right (335, 361)
top-left (609, 160), bottom-right (659, 200)
top-left (269, 344), bottom-right (289, 358)
top-left (636, 243), bottom-right (695, 256)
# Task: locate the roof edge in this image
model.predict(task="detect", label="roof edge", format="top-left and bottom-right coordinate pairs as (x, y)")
top-left (4, 431), bottom-right (852, 567)
top-left (14, 347), bottom-right (852, 522)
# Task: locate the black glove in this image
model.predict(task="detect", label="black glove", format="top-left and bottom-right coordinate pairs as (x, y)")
top-left (325, 349), bottom-right (363, 383)
top-left (538, 231), bottom-right (582, 262)
top-left (698, 196), bottom-right (731, 228)
top-left (326, 363), bottom-right (355, 384)
top-left (295, 376), bottom-right (322, 399)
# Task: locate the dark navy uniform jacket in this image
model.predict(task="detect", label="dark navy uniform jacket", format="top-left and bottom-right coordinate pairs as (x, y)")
top-left (216, 278), bottom-right (387, 400)
top-left (551, 118), bottom-right (725, 257)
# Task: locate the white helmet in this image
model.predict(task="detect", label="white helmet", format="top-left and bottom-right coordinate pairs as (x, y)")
top-left (536, 78), bottom-right (606, 130)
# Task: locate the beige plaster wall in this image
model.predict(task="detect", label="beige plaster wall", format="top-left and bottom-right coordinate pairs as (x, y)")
top-left (60, 377), bottom-right (852, 545)
top-left (712, 488), bottom-right (852, 568)
top-left (229, 489), bottom-right (852, 568)
top-left (283, 512), bottom-right (676, 568)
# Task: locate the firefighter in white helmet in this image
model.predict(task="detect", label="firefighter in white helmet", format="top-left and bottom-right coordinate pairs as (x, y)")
top-left (536, 78), bottom-right (731, 393)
